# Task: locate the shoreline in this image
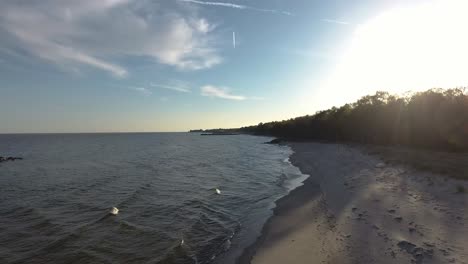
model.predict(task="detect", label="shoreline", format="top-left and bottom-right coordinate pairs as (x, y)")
top-left (237, 141), bottom-right (468, 264)
top-left (236, 148), bottom-right (318, 263)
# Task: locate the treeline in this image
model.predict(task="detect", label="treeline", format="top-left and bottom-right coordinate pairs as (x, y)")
top-left (240, 88), bottom-right (468, 151)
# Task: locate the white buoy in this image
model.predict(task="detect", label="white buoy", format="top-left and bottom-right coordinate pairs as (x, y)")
top-left (375, 162), bottom-right (386, 168)
top-left (110, 207), bottom-right (119, 215)
top-left (215, 188), bottom-right (221, 195)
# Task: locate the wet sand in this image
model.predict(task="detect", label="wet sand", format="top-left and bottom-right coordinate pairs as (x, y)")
top-left (238, 142), bottom-right (468, 264)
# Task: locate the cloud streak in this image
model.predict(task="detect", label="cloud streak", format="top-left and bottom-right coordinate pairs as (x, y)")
top-left (0, 0), bottom-right (222, 77)
top-left (181, 0), bottom-right (244, 9)
top-left (180, 0), bottom-right (293, 16)
top-left (150, 83), bottom-right (191, 93)
top-left (201, 85), bottom-right (246, 100)
top-left (321, 19), bottom-right (349, 25)
top-left (129, 86), bottom-right (152, 95)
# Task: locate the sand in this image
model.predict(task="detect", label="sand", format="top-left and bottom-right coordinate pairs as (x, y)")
top-left (239, 142), bottom-right (468, 264)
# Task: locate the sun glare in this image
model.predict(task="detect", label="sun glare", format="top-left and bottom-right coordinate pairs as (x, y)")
top-left (316, 0), bottom-right (468, 109)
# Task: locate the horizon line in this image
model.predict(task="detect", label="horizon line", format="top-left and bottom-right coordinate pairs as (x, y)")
top-left (0, 130), bottom-right (246, 135)
top-left (0, 131), bottom-right (192, 135)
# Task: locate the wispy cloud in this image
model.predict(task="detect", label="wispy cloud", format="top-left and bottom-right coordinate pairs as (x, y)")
top-left (0, 1), bottom-right (222, 77)
top-left (286, 49), bottom-right (336, 60)
top-left (181, 0), bottom-right (244, 9)
top-left (321, 19), bottom-right (349, 25)
top-left (129, 86), bottom-right (152, 95)
top-left (201, 85), bottom-right (246, 100)
top-left (249, 96), bottom-right (266, 101)
top-left (150, 83), bottom-right (191, 93)
top-left (180, 0), bottom-right (293, 16)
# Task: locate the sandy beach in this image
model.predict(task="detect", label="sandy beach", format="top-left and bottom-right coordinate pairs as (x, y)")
top-left (239, 142), bottom-right (468, 264)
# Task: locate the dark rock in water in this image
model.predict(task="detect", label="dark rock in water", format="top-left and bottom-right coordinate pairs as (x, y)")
top-left (265, 138), bottom-right (283, 144)
top-left (0, 156), bottom-right (23, 163)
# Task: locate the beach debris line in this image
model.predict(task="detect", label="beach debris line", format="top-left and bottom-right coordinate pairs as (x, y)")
top-left (110, 207), bottom-right (119, 215)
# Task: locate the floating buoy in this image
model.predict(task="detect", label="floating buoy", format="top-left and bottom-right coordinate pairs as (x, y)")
top-left (110, 207), bottom-right (119, 215)
top-left (375, 162), bottom-right (385, 168)
top-left (180, 239), bottom-right (184, 246)
top-left (215, 188), bottom-right (221, 195)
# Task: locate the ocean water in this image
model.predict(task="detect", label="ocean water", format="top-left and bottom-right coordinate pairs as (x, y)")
top-left (0, 133), bottom-right (306, 264)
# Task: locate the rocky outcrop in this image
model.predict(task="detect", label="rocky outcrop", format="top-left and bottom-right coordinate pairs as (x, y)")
top-left (264, 138), bottom-right (283, 144)
top-left (0, 156), bottom-right (23, 163)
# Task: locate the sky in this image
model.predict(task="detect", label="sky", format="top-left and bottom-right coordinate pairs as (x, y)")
top-left (1, 0), bottom-right (468, 133)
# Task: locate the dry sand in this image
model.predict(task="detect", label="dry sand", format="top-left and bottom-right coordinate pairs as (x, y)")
top-left (239, 142), bottom-right (468, 264)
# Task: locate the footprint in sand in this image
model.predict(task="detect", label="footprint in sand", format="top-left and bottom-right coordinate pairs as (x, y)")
top-left (397, 240), bottom-right (434, 264)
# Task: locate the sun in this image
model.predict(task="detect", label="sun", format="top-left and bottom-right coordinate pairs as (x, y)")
top-left (315, 0), bottom-right (468, 109)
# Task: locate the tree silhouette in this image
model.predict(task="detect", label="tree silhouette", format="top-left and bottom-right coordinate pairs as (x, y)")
top-left (240, 88), bottom-right (468, 151)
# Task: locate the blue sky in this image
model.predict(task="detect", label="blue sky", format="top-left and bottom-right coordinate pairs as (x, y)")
top-left (1, 0), bottom-right (467, 133)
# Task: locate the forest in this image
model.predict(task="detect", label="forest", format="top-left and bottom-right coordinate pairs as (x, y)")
top-left (240, 88), bottom-right (468, 151)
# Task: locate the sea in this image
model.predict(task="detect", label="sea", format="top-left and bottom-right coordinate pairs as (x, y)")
top-left (0, 133), bottom-right (307, 264)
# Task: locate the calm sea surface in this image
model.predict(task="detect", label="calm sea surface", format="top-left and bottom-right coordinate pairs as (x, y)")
top-left (0, 133), bottom-right (306, 264)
